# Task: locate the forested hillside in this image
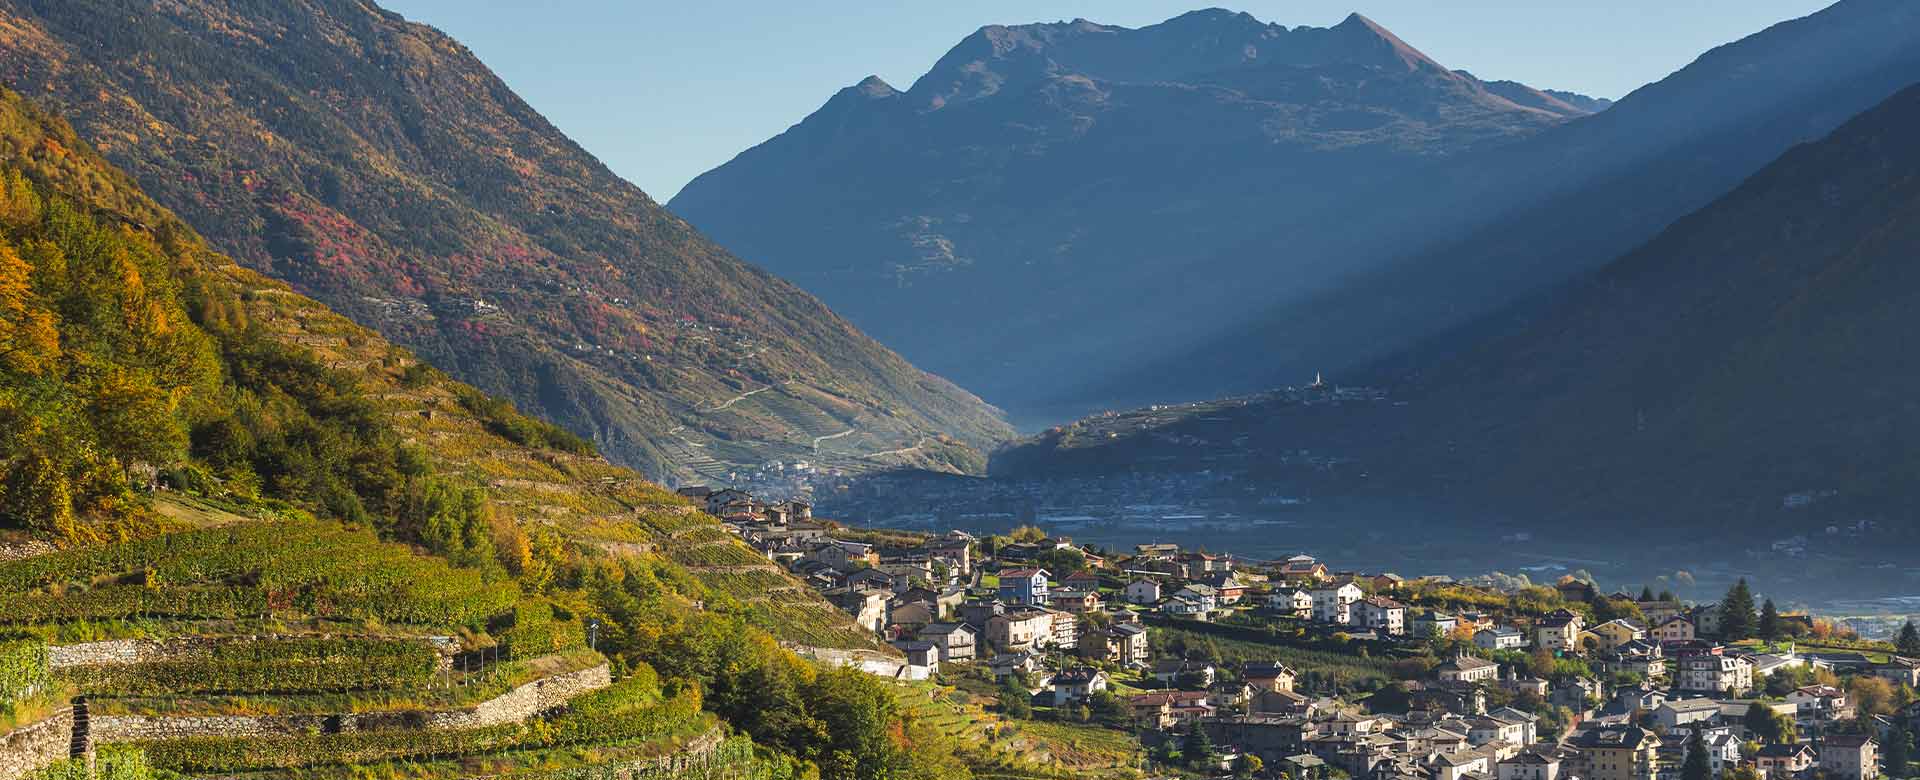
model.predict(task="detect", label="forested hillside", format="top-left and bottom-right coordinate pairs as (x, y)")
top-left (0, 87), bottom-right (997, 780)
top-left (0, 0), bottom-right (1010, 482)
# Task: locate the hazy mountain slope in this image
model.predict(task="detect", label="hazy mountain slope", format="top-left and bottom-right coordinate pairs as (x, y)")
top-left (997, 82), bottom-right (1920, 546)
top-left (670, 9), bottom-right (1594, 416)
top-left (1387, 80), bottom-right (1920, 534)
top-left (1092, 0), bottom-right (1920, 410)
top-left (0, 0), bottom-right (1010, 482)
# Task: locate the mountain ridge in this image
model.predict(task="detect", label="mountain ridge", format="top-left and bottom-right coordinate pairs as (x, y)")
top-left (672, 7), bottom-right (1596, 417)
top-left (0, 0), bottom-right (1011, 483)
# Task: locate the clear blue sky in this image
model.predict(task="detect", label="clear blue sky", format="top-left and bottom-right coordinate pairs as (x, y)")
top-left (380, 1), bottom-right (1836, 201)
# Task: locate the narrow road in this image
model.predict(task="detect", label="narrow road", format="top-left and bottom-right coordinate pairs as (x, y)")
top-left (705, 385), bottom-right (770, 412)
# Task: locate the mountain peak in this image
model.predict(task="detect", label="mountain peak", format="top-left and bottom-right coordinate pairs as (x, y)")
top-left (1330, 11), bottom-right (1444, 72)
top-left (849, 75), bottom-right (899, 98)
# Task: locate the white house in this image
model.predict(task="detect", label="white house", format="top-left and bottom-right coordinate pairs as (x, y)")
top-left (1124, 579), bottom-right (1162, 605)
top-left (1311, 581), bottom-right (1364, 624)
top-left (1270, 588), bottom-right (1313, 619)
top-left (1174, 584), bottom-right (1219, 613)
top-left (1049, 667), bottom-right (1109, 706)
top-left (1476, 627), bottom-right (1527, 651)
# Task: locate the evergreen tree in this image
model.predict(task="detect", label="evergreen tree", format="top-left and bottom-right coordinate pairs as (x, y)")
top-left (1744, 702), bottom-right (1773, 741)
top-left (1641, 586), bottom-right (1656, 601)
top-left (1886, 723), bottom-right (1911, 779)
top-left (1682, 731), bottom-right (1712, 780)
top-left (1759, 599), bottom-right (1781, 643)
top-left (1659, 590), bottom-right (1676, 602)
top-left (1897, 620), bottom-right (1920, 658)
top-left (1720, 579), bottom-right (1757, 640)
top-left (1183, 727), bottom-right (1216, 769)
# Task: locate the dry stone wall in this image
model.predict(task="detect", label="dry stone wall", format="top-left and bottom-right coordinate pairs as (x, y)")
top-left (48, 635), bottom-right (460, 671)
top-left (0, 709), bottom-right (73, 780)
top-left (85, 665), bottom-right (610, 747)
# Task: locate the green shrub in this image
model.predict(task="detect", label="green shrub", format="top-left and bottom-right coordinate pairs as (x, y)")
top-left (0, 638), bottom-right (49, 706)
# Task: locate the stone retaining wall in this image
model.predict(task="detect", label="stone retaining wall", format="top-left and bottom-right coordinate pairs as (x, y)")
top-left (49, 635), bottom-right (461, 671)
top-left (86, 664), bottom-right (612, 746)
top-left (0, 709), bottom-right (73, 780)
top-left (790, 645), bottom-right (913, 679)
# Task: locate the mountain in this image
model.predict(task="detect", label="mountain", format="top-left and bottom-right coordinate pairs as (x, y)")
top-left (669, 9), bottom-right (1598, 418)
top-left (1087, 0), bottom-right (1920, 410)
top-left (1381, 79), bottom-right (1920, 536)
top-left (0, 86), bottom-right (999, 779)
top-left (994, 81), bottom-right (1920, 549)
top-left (0, 0), bottom-right (1011, 483)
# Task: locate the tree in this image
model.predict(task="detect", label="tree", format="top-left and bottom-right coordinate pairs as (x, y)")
top-left (1529, 645), bottom-right (1557, 678)
top-left (1745, 702), bottom-right (1778, 743)
top-left (1886, 722), bottom-right (1912, 779)
top-left (1849, 676), bottom-right (1895, 717)
top-left (1725, 766), bottom-right (1765, 780)
top-left (1898, 620), bottom-right (1920, 657)
top-left (1681, 732), bottom-right (1712, 780)
top-left (998, 675), bottom-right (1031, 719)
top-left (1640, 586), bottom-right (1656, 601)
top-left (1183, 727), bottom-right (1216, 769)
top-left (1759, 599), bottom-right (1781, 643)
top-left (0, 242), bottom-right (58, 375)
top-left (1719, 579), bottom-right (1757, 640)
top-left (1035, 546), bottom-right (1087, 576)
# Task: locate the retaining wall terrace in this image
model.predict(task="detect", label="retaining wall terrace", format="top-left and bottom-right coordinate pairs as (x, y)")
top-left (49, 635), bottom-right (461, 671)
top-left (85, 664), bottom-right (611, 746)
top-left (0, 709), bottom-right (73, 780)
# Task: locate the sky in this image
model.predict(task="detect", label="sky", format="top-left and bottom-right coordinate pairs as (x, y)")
top-left (380, 1), bottom-right (1837, 201)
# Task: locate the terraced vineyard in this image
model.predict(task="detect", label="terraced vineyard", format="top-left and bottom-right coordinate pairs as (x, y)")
top-left (0, 86), bottom-right (943, 780)
top-left (0, 505), bottom-right (744, 779)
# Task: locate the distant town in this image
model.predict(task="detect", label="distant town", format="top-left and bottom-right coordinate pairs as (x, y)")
top-left (677, 484), bottom-right (1920, 779)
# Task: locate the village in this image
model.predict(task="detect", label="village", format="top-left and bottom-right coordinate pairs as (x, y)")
top-left (678, 485), bottom-right (1920, 780)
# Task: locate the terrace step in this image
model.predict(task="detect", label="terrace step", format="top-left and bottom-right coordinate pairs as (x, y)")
top-left (69, 697), bottom-right (89, 758)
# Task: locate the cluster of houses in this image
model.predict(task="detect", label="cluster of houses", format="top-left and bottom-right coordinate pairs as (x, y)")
top-left (684, 486), bottom-right (1153, 686)
top-left (682, 486), bottom-right (1918, 780)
